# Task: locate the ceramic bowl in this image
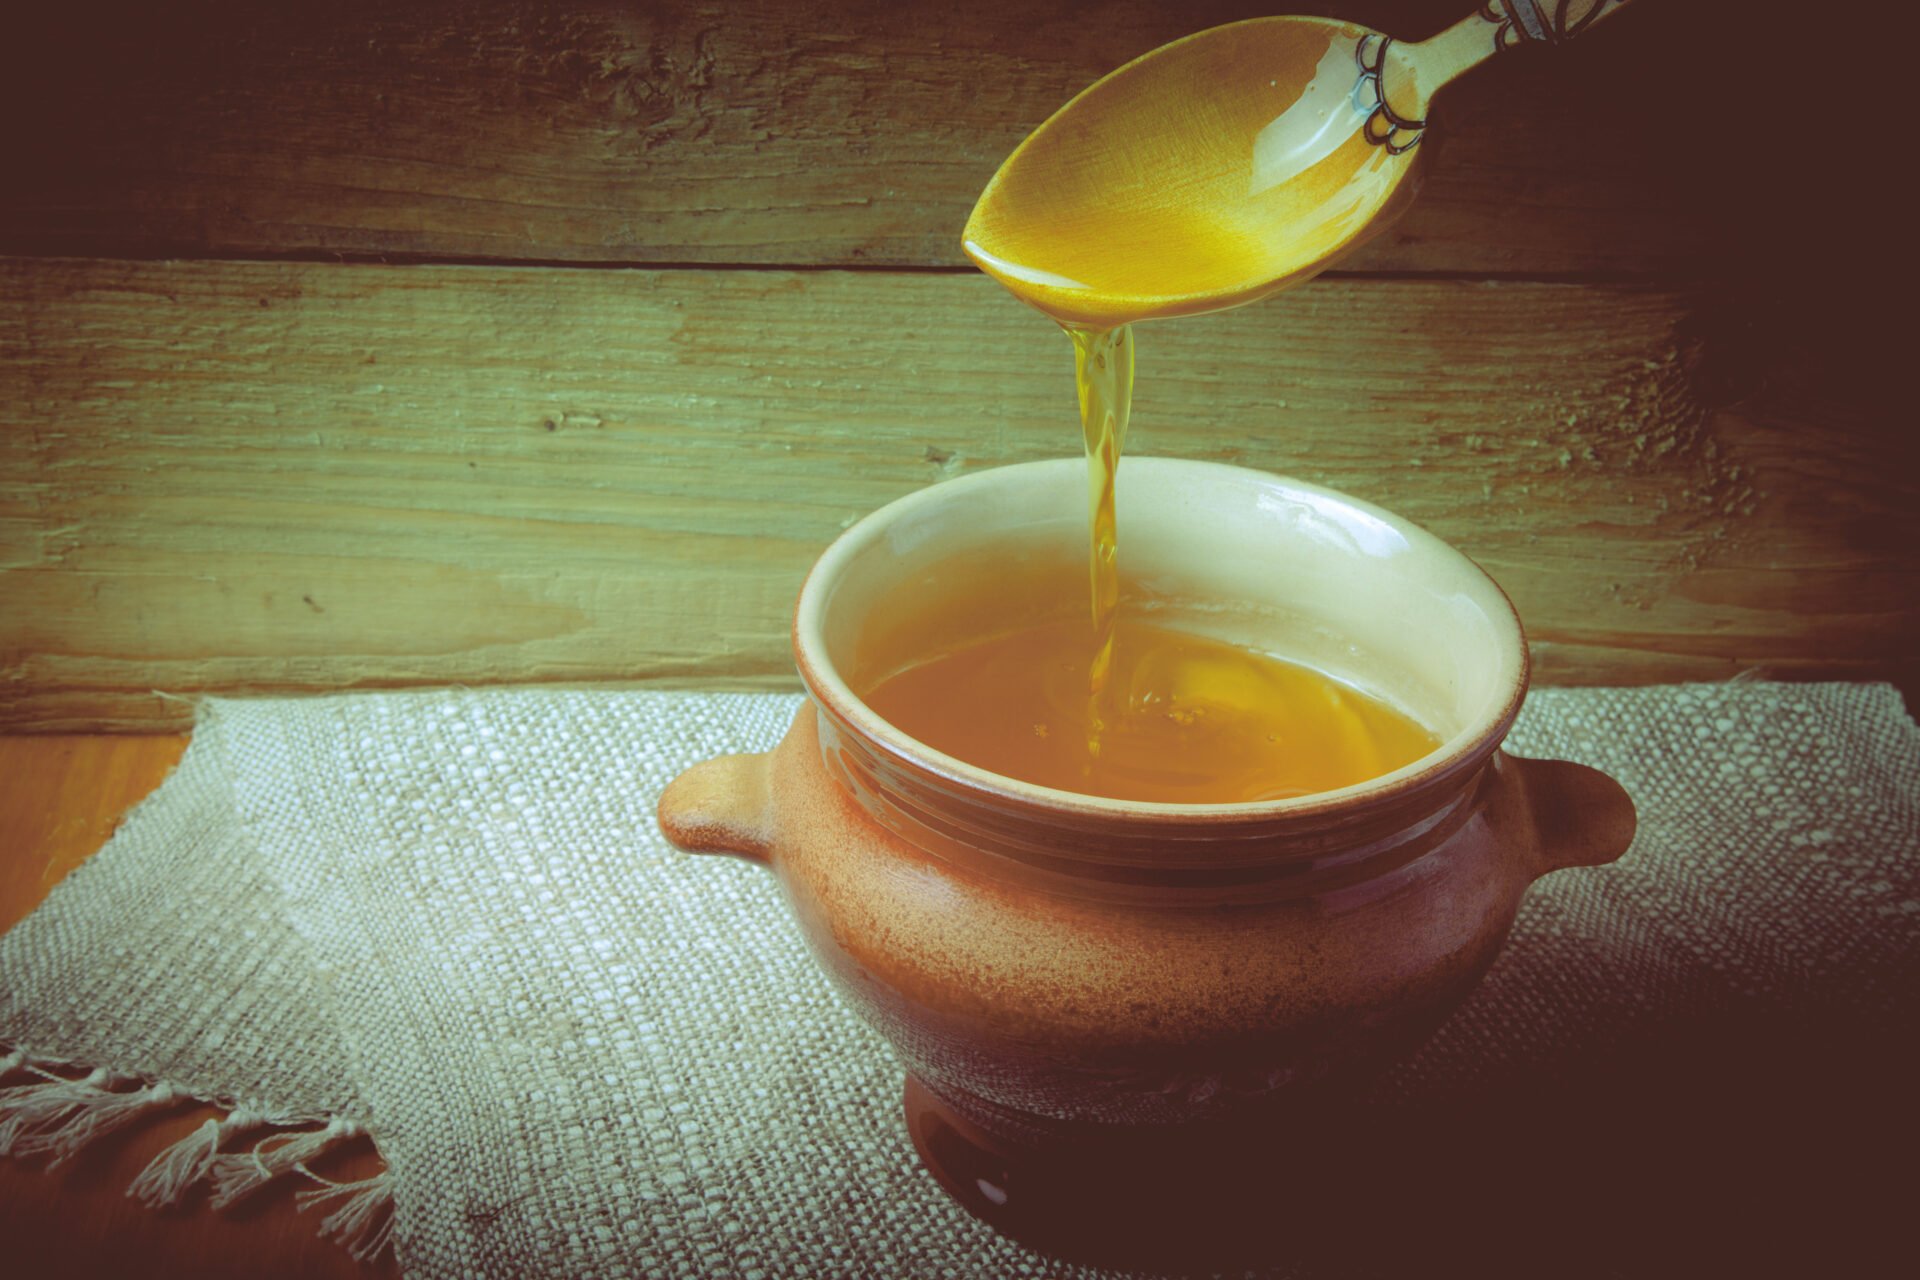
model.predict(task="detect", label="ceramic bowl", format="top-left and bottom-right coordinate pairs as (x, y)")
top-left (658, 458), bottom-right (1634, 1251)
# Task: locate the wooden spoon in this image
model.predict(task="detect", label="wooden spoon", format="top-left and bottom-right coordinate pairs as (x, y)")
top-left (964, 1), bottom-right (1635, 328)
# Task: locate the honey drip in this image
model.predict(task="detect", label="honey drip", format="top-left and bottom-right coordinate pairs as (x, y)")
top-left (862, 616), bottom-right (1437, 805)
top-left (1070, 324), bottom-right (1133, 756)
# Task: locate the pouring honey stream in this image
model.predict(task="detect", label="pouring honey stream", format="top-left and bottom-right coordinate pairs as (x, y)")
top-left (1070, 324), bottom-right (1129, 754)
top-left (866, 1), bottom-right (1637, 805)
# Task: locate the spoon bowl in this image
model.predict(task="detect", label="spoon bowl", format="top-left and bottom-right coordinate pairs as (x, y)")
top-left (964, 17), bottom-right (1422, 328)
top-left (964, 1), bottom-right (1636, 329)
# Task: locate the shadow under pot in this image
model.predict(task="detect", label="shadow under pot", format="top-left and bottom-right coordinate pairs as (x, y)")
top-left (658, 457), bottom-right (1634, 1260)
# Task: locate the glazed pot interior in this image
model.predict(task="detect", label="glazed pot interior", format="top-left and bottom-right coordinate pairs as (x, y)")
top-left (800, 457), bottom-right (1524, 811)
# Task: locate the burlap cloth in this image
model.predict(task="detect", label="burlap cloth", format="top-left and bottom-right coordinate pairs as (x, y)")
top-left (3, 683), bottom-right (1916, 1277)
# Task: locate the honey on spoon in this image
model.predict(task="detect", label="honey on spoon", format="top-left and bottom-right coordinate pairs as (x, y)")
top-left (964, 1), bottom-right (1637, 327)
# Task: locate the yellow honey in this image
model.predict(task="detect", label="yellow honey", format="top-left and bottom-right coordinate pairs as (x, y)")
top-left (862, 614), bottom-right (1436, 804)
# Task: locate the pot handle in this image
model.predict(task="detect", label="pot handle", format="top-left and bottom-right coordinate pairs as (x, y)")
top-left (657, 751), bottom-right (775, 865)
top-left (1508, 754), bottom-right (1637, 876)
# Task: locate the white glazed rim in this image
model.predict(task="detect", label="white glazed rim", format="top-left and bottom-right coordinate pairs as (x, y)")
top-left (793, 458), bottom-right (1528, 822)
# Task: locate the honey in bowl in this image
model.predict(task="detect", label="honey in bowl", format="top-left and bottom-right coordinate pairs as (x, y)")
top-left (862, 614), bottom-right (1436, 805)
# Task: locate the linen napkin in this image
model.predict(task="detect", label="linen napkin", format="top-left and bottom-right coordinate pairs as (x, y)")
top-left (2, 684), bottom-right (1915, 1277)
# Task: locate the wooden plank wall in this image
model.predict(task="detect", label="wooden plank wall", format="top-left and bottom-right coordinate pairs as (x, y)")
top-left (0, 0), bottom-right (1911, 730)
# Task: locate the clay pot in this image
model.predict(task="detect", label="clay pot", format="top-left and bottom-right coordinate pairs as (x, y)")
top-left (658, 458), bottom-right (1633, 1254)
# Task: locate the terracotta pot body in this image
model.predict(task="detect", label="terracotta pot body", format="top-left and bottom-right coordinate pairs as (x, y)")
top-left (659, 458), bottom-right (1634, 1246)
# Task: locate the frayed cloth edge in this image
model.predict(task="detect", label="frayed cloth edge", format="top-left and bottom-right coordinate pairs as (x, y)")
top-left (0, 1046), bottom-right (393, 1266)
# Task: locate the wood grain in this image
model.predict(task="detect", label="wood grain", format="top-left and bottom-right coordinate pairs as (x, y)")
top-left (2, 255), bottom-right (1909, 731)
top-left (0, 733), bottom-right (392, 1280)
top-left (0, 0), bottom-right (1733, 275)
top-left (0, 736), bottom-right (187, 926)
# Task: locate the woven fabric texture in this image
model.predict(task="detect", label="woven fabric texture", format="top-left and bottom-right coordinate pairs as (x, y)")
top-left (2, 683), bottom-right (1916, 1277)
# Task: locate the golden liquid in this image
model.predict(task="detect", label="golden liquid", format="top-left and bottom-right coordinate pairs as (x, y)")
top-left (1070, 325), bottom-right (1132, 715)
top-left (961, 21), bottom-right (1411, 329)
top-left (862, 616), bottom-right (1437, 805)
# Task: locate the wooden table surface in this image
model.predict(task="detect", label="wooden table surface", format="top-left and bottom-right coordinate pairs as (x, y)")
top-left (0, 734), bottom-right (394, 1279)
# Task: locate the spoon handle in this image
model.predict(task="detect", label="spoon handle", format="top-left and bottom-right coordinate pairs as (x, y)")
top-left (1481, 1), bottom-right (1635, 49)
top-left (1415, 1), bottom-right (1637, 94)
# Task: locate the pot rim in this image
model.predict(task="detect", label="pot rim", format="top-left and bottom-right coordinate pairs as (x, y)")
top-left (792, 457), bottom-right (1529, 832)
